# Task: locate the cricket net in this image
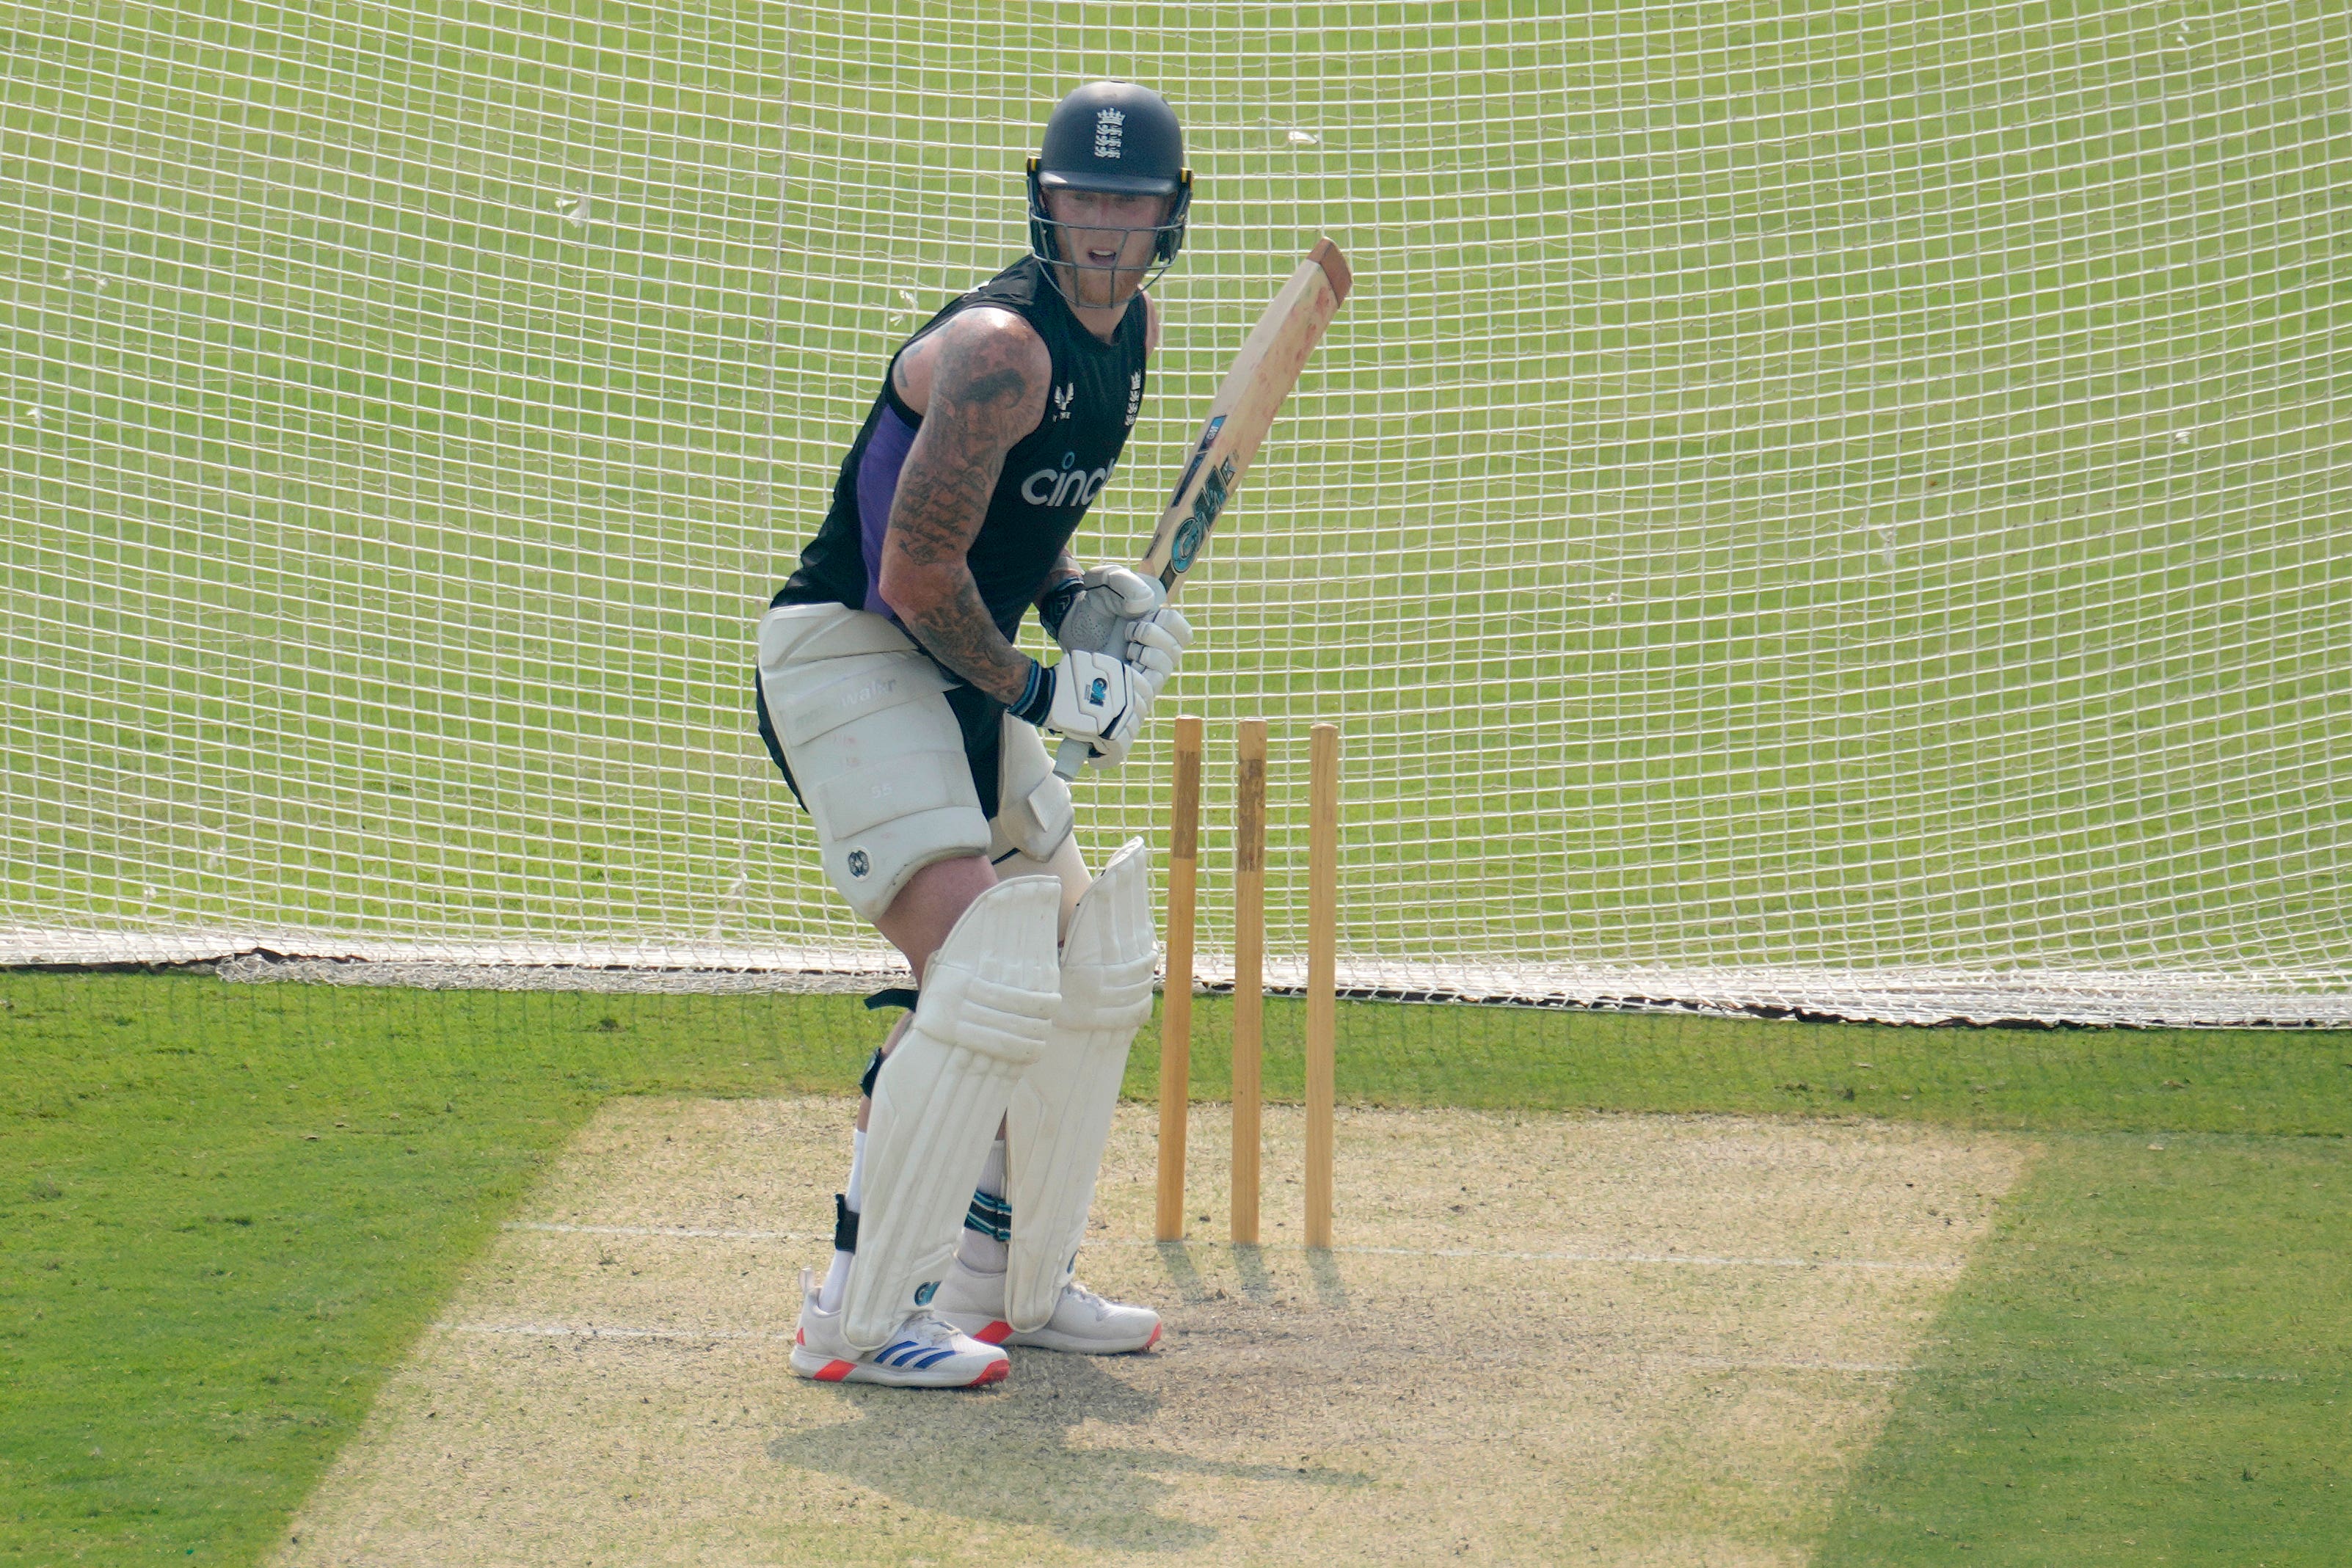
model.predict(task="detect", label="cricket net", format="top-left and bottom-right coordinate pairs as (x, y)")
top-left (4, 1), bottom-right (2348, 1026)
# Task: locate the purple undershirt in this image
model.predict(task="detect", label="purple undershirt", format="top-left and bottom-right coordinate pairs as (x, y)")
top-left (856, 405), bottom-right (919, 619)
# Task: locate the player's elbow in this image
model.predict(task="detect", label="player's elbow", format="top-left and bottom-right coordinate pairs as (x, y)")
top-left (875, 554), bottom-right (952, 620)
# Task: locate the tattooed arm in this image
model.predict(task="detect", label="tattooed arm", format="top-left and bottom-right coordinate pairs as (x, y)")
top-left (875, 307), bottom-right (1052, 703)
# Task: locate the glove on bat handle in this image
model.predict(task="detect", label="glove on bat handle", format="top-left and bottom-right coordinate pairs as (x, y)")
top-left (1046, 587), bottom-right (1137, 781)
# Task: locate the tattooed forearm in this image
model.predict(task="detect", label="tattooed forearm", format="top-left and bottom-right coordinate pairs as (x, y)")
top-left (877, 310), bottom-right (1051, 702)
top-left (900, 577), bottom-right (1031, 704)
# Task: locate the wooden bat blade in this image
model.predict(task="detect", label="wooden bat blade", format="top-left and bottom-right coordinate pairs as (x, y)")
top-left (1052, 238), bottom-right (1350, 781)
top-left (1141, 237), bottom-right (1350, 589)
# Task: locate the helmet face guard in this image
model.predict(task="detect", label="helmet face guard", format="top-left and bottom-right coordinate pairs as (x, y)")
top-left (1025, 81), bottom-right (1192, 307)
top-left (1026, 160), bottom-right (1193, 298)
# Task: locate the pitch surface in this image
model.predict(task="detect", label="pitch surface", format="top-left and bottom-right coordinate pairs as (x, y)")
top-left (272, 1098), bottom-right (2025, 1564)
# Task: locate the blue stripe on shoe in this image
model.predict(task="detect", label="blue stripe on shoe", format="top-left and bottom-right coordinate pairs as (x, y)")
top-left (910, 1348), bottom-right (956, 1369)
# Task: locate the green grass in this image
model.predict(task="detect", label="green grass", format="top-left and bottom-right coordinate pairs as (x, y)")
top-left (1217, 988), bottom-right (2352, 1136)
top-left (0, 974), bottom-right (874, 1565)
top-left (5, 970), bottom-right (2350, 1562)
top-left (1818, 1134), bottom-right (2352, 1565)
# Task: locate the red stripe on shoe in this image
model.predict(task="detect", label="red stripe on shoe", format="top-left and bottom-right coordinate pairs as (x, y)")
top-left (1143, 1321), bottom-right (1162, 1351)
top-left (973, 1319), bottom-right (1013, 1345)
top-left (970, 1358), bottom-right (1010, 1386)
top-left (814, 1359), bottom-right (857, 1382)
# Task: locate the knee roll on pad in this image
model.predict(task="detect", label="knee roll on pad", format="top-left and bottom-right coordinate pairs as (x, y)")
top-left (840, 875), bottom-right (1063, 1351)
top-left (994, 829), bottom-right (1091, 941)
top-left (1005, 837), bottom-right (1157, 1332)
top-left (756, 605), bottom-right (990, 922)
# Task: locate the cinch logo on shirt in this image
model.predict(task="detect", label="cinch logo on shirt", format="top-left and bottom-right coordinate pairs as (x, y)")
top-left (1020, 451), bottom-right (1116, 507)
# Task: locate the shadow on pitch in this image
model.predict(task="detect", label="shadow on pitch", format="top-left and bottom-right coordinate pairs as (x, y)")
top-left (768, 1352), bottom-right (1369, 1553)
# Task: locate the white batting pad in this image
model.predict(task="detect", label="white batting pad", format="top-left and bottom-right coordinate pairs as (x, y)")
top-left (841, 875), bottom-right (1063, 1351)
top-left (1005, 837), bottom-right (1157, 1331)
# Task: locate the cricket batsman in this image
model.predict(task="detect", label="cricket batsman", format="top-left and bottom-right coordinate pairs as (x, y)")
top-left (754, 82), bottom-right (1195, 1387)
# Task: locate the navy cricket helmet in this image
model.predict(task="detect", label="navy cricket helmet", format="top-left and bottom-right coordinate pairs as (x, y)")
top-left (1027, 81), bottom-right (1193, 269)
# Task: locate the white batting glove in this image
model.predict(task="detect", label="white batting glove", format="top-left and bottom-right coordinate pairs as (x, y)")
top-left (1124, 599), bottom-right (1193, 696)
top-left (1054, 565), bottom-right (1194, 696)
top-left (1052, 565), bottom-right (1158, 649)
top-left (1013, 648), bottom-right (1154, 765)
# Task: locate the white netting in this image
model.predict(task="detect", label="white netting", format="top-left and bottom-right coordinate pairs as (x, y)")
top-left (4, 1), bottom-right (2348, 1025)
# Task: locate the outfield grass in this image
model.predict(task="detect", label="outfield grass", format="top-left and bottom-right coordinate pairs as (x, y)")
top-left (5, 969), bottom-right (2349, 1563)
top-left (1816, 1132), bottom-right (2352, 1565)
top-left (1, 973), bottom-right (856, 1566)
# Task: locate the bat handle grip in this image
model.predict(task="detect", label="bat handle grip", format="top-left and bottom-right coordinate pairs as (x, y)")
top-left (1052, 734), bottom-right (1093, 781)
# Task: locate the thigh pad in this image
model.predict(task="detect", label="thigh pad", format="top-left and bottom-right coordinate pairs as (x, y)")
top-left (757, 605), bottom-right (991, 920)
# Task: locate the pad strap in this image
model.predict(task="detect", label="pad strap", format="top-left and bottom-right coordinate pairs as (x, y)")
top-left (964, 1188), bottom-right (1013, 1243)
top-left (833, 1192), bottom-right (859, 1253)
top-left (858, 991), bottom-right (918, 1098)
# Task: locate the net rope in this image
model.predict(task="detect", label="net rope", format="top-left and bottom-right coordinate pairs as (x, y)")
top-left (4, 1), bottom-right (2348, 1025)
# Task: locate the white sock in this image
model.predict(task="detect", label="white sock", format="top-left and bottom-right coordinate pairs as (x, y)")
top-left (817, 1128), bottom-right (865, 1313)
top-left (955, 1137), bottom-right (1009, 1274)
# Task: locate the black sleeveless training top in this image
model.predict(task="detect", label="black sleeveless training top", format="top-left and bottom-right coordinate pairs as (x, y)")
top-left (773, 254), bottom-right (1150, 643)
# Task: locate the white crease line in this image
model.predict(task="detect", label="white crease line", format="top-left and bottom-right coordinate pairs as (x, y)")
top-left (1314, 1243), bottom-right (1961, 1273)
top-left (512, 1221), bottom-right (807, 1241)
top-left (503, 1221), bottom-right (1962, 1273)
top-left (1659, 1354), bottom-right (1908, 1374)
top-left (436, 1321), bottom-right (1911, 1375)
top-left (440, 1321), bottom-right (795, 1343)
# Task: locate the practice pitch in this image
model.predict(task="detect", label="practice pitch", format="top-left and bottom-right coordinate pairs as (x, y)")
top-left (272, 1098), bottom-right (2026, 1565)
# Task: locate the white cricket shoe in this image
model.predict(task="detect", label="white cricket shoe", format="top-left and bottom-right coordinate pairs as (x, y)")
top-left (787, 1268), bottom-right (1011, 1388)
top-left (931, 1253), bottom-right (1163, 1354)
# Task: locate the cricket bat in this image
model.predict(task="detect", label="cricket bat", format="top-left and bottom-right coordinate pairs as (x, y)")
top-left (1053, 236), bottom-right (1353, 779)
